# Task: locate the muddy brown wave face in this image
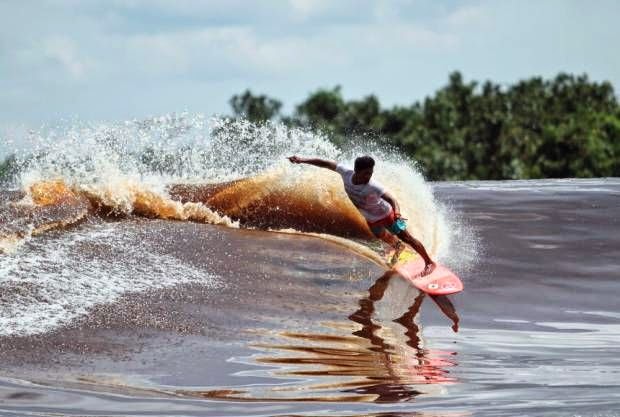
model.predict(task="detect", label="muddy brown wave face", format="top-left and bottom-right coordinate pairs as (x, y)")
top-left (1, 174), bottom-right (374, 253)
top-left (168, 178), bottom-right (373, 238)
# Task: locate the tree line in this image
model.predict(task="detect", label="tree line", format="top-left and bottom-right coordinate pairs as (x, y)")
top-left (2, 71), bottom-right (619, 183)
top-left (230, 71), bottom-right (620, 180)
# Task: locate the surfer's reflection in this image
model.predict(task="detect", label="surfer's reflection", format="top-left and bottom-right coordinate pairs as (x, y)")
top-left (350, 272), bottom-right (423, 350)
top-left (343, 271), bottom-right (458, 402)
top-left (202, 272), bottom-right (459, 403)
top-left (353, 271), bottom-right (460, 333)
top-left (432, 292), bottom-right (460, 333)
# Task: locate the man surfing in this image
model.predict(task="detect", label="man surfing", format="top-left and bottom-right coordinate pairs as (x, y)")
top-left (288, 155), bottom-right (459, 332)
top-left (287, 155), bottom-right (435, 273)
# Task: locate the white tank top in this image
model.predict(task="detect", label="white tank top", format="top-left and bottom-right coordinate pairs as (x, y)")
top-left (335, 164), bottom-right (392, 222)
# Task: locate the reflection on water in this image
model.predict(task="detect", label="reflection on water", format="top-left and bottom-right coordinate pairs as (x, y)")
top-left (180, 272), bottom-right (457, 403)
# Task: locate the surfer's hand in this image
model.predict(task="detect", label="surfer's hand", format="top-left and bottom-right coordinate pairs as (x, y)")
top-left (394, 212), bottom-right (407, 220)
top-left (288, 155), bottom-right (303, 164)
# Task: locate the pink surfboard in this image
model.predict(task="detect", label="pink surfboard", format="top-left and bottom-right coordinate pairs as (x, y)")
top-left (389, 249), bottom-right (464, 296)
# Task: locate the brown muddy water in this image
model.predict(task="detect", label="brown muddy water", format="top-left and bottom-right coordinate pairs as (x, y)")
top-left (1, 178), bottom-right (619, 417)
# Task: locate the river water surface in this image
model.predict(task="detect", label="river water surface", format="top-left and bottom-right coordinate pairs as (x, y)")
top-left (0, 118), bottom-right (618, 417)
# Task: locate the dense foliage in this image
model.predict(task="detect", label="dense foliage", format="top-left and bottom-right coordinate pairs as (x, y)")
top-left (231, 72), bottom-right (620, 180)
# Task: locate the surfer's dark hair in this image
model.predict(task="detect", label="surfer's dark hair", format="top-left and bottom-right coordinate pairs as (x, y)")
top-left (354, 156), bottom-right (375, 172)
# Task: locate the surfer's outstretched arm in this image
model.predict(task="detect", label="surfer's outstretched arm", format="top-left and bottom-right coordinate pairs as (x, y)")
top-left (288, 156), bottom-right (337, 171)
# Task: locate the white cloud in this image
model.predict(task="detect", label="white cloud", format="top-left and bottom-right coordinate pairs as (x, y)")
top-left (113, 27), bottom-right (315, 78)
top-left (289, 0), bottom-right (332, 19)
top-left (444, 5), bottom-right (488, 27)
top-left (42, 36), bottom-right (88, 79)
top-left (392, 24), bottom-right (458, 48)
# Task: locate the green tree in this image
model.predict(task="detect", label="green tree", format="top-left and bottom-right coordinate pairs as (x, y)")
top-left (294, 87), bottom-right (345, 129)
top-left (229, 90), bottom-right (282, 123)
top-left (229, 72), bottom-right (620, 180)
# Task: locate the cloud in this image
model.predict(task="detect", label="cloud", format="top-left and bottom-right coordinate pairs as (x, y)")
top-left (108, 27), bottom-right (319, 79)
top-left (286, 0), bottom-right (373, 23)
top-left (443, 5), bottom-right (488, 27)
top-left (1, 0), bottom-right (619, 127)
top-left (1, 0), bottom-right (457, 83)
top-left (42, 36), bottom-right (88, 79)
top-left (116, 22), bottom-right (456, 80)
top-left (289, 0), bottom-right (333, 19)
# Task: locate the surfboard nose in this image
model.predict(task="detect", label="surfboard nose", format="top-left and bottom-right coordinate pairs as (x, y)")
top-left (393, 255), bottom-right (464, 295)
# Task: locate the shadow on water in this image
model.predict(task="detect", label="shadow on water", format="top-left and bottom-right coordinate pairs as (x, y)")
top-left (181, 272), bottom-right (458, 403)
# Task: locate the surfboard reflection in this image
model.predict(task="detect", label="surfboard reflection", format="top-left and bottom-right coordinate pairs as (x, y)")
top-left (191, 271), bottom-right (458, 403)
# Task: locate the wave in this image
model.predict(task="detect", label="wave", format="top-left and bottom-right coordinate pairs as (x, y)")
top-left (1, 115), bottom-right (466, 259)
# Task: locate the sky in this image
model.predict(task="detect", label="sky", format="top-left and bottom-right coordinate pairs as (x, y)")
top-left (1, 0), bottom-right (619, 133)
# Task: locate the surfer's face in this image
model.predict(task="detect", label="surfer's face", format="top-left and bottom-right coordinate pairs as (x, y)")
top-left (354, 167), bottom-right (373, 184)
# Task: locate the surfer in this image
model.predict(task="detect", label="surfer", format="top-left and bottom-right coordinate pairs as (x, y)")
top-left (288, 155), bottom-right (459, 332)
top-left (287, 155), bottom-right (435, 273)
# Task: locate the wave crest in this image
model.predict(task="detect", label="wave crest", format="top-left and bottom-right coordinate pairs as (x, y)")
top-left (1, 115), bottom-right (473, 267)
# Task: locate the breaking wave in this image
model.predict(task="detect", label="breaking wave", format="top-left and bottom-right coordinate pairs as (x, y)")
top-left (1, 114), bottom-right (471, 261)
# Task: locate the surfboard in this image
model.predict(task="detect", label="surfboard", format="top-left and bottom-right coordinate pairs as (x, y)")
top-left (388, 247), bottom-right (464, 296)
